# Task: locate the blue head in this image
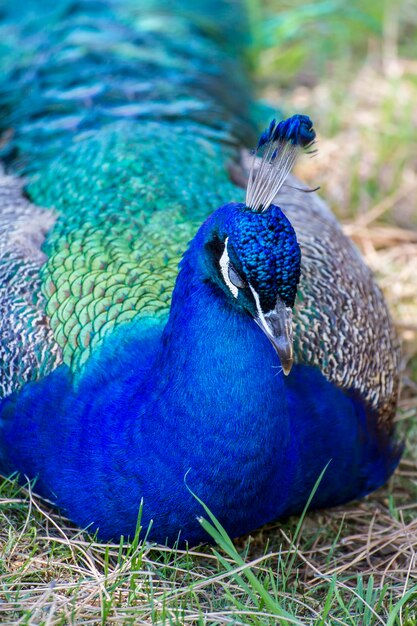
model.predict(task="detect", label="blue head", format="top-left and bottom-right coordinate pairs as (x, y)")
top-left (191, 201), bottom-right (300, 374)
top-left (203, 202), bottom-right (300, 310)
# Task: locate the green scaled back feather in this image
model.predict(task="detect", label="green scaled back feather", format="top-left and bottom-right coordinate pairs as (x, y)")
top-left (32, 122), bottom-right (241, 371)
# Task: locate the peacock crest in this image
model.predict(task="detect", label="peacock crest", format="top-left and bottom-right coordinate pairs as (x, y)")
top-left (246, 114), bottom-right (316, 213)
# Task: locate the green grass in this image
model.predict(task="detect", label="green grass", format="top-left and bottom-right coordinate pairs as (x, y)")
top-left (1, 470), bottom-right (417, 624)
top-left (1, 1), bottom-right (417, 624)
top-left (248, 0), bottom-right (417, 83)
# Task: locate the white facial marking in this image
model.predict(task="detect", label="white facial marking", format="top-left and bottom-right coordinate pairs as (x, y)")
top-left (219, 237), bottom-right (239, 298)
top-left (248, 283), bottom-right (272, 335)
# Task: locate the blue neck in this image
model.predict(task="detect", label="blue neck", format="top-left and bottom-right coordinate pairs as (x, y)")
top-left (148, 249), bottom-right (287, 435)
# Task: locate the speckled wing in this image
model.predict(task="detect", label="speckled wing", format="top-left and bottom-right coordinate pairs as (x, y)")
top-left (0, 169), bottom-right (62, 397)
top-left (277, 175), bottom-right (400, 427)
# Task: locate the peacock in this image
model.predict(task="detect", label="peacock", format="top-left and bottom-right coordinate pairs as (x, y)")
top-left (0, 0), bottom-right (401, 545)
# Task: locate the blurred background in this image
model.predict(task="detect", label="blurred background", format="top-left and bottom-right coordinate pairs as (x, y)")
top-left (253, 0), bottom-right (417, 399)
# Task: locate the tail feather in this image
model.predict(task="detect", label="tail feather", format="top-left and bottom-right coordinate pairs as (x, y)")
top-left (0, 0), bottom-right (255, 172)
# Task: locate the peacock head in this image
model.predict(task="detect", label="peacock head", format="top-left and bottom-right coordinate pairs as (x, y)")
top-left (198, 114), bottom-right (316, 375)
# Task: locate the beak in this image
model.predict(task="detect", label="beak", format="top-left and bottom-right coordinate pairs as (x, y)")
top-left (250, 288), bottom-right (294, 375)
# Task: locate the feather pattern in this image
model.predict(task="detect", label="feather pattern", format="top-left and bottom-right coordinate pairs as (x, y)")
top-left (279, 177), bottom-right (400, 426)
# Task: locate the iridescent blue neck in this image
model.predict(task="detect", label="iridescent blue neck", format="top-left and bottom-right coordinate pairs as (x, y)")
top-left (148, 239), bottom-right (289, 435)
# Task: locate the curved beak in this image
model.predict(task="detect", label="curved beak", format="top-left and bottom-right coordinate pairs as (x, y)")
top-left (250, 287), bottom-right (294, 375)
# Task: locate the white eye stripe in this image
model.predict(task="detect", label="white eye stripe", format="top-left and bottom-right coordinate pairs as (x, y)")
top-left (249, 283), bottom-right (271, 335)
top-left (219, 237), bottom-right (239, 298)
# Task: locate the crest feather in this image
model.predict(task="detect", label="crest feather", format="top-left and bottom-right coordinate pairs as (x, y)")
top-left (246, 114), bottom-right (316, 213)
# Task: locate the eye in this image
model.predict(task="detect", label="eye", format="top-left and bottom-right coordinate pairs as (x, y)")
top-left (228, 263), bottom-right (247, 289)
top-left (219, 237), bottom-right (247, 299)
